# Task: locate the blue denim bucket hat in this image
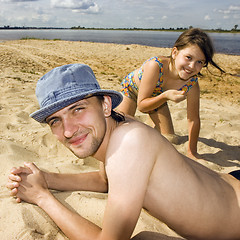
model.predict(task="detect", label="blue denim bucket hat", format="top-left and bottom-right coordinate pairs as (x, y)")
top-left (30, 64), bottom-right (123, 123)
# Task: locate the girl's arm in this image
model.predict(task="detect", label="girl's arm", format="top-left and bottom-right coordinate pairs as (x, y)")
top-left (137, 60), bottom-right (185, 113)
top-left (137, 60), bottom-right (164, 112)
top-left (186, 83), bottom-right (201, 159)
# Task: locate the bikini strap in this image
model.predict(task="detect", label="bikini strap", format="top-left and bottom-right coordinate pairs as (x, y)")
top-left (138, 57), bottom-right (163, 81)
top-left (178, 77), bottom-right (198, 93)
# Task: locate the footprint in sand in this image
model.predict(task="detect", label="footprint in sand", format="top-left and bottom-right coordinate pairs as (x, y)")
top-left (16, 206), bottom-right (63, 240)
top-left (17, 111), bottom-right (31, 123)
top-left (0, 139), bottom-right (38, 162)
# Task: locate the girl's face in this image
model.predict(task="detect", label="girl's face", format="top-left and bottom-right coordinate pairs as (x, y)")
top-left (172, 44), bottom-right (206, 80)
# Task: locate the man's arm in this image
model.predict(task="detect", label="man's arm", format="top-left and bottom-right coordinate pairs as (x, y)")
top-left (11, 161), bottom-right (134, 240)
top-left (8, 162), bottom-right (108, 193)
top-left (44, 162), bottom-right (108, 192)
top-left (11, 162), bottom-right (103, 240)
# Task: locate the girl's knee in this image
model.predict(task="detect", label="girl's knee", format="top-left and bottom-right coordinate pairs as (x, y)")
top-left (117, 96), bottom-right (137, 116)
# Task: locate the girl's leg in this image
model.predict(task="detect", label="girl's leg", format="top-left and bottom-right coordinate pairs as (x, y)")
top-left (149, 103), bottom-right (174, 134)
top-left (117, 95), bottom-right (137, 116)
top-left (149, 103), bottom-right (179, 144)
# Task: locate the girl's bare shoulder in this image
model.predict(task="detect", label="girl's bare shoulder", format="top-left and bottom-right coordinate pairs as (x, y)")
top-left (156, 56), bottom-right (170, 64)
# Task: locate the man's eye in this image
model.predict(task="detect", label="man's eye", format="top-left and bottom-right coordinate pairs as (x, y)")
top-left (49, 118), bottom-right (59, 126)
top-left (74, 107), bottom-right (84, 112)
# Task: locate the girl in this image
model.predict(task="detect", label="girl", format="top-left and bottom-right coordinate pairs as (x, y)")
top-left (117, 28), bottom-right (224, 160)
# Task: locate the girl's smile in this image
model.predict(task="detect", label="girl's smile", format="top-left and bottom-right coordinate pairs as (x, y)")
top-left (172, 44), bottom-right (206, 80)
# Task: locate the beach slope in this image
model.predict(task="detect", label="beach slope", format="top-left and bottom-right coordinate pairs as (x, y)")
top-left (0, 40), bottom-right (239, 239)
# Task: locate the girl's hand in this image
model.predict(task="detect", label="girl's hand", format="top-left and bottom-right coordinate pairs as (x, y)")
top-left (165, 90), bottom-right (186, 103)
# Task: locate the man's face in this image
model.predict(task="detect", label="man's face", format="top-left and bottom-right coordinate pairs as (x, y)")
top-left (46, 96), bottom-right (110, 158)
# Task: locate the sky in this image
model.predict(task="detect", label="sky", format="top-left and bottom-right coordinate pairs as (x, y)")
top-left (0, 0), bottom-right (239, 30)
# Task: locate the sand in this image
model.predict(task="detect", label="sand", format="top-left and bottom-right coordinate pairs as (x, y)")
top-left (0, 39), bottom-right (239, 239)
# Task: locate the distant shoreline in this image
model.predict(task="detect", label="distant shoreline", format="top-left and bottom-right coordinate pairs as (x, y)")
top-left (0, 26), bottom-right (239, 34)
top-left (1, 29), bottom-right (239, 55)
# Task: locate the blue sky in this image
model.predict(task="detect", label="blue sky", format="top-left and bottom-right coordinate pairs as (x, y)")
top-left (0, 0), bottom-right (239, 30)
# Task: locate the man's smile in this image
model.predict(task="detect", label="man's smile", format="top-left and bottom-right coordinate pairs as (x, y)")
top-left (68, 133), bottom-right (89, 146)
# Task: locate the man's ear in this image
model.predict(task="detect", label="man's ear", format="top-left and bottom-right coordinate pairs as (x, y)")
top-left (102, 96), bottom-right (112, 117)
top-left (171, 47), bottom-right (178, 60)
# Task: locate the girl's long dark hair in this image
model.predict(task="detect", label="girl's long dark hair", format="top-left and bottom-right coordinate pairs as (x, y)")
top-left (172, 28), bottom-right (225, 73)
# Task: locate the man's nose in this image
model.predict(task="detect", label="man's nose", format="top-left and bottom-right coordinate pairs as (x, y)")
top-left (63, 118), bottom-right (78, 138)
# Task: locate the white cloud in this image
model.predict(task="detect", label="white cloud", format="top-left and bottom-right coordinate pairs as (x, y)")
top-left (233, 14), bottom-right (240, 19)
top-left (72, 3), bottom-right (100, 14)
top-left (51, 0), bottom-right (97, 10)
top-left (50, 0), bottom-right (100, 14)
top-left (218, 9), bottom-right (230, 14)
top-left (215, 4), bottom-right (240, 24)
top-left (204, 15), bottom-right (211, 21)
top-left (145, 16), bottom-right (154, 20)
top-left (218, 5), bottom-right (240, 14)
top-left (229, 5), bottom-right (240, 11)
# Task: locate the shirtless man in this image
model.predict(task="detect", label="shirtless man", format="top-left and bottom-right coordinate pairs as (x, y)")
top-left (7, 64), bottom-right (240, 240)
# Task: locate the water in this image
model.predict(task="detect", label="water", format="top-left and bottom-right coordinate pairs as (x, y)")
top-left (0, 29), bottom-right (239, 55)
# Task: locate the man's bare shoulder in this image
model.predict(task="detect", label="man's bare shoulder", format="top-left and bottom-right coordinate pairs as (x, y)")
top-left (114, 117), bottom-right (155, 139)
top-left (109, 117), bottom-right (165, 153)
top-left (105, 118), bottom-right (159, 188)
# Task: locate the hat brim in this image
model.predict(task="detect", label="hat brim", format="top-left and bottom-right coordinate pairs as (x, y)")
top-left (30, 89), bottom-right (123, 123)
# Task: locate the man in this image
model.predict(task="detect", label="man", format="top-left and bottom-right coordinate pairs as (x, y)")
top-left (7, 64), bottom-right (240, 240)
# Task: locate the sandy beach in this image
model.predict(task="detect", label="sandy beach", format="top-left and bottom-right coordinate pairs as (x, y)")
top-left (0, 39), bottom-right (239, 239)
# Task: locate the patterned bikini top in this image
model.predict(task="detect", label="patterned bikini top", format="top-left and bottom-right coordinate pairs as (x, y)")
top-left (138, 57), bottom-right (198, 97)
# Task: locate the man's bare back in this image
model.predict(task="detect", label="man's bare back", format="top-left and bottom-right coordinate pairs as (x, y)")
top-left (106, 118), bottom-right (240, 239)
